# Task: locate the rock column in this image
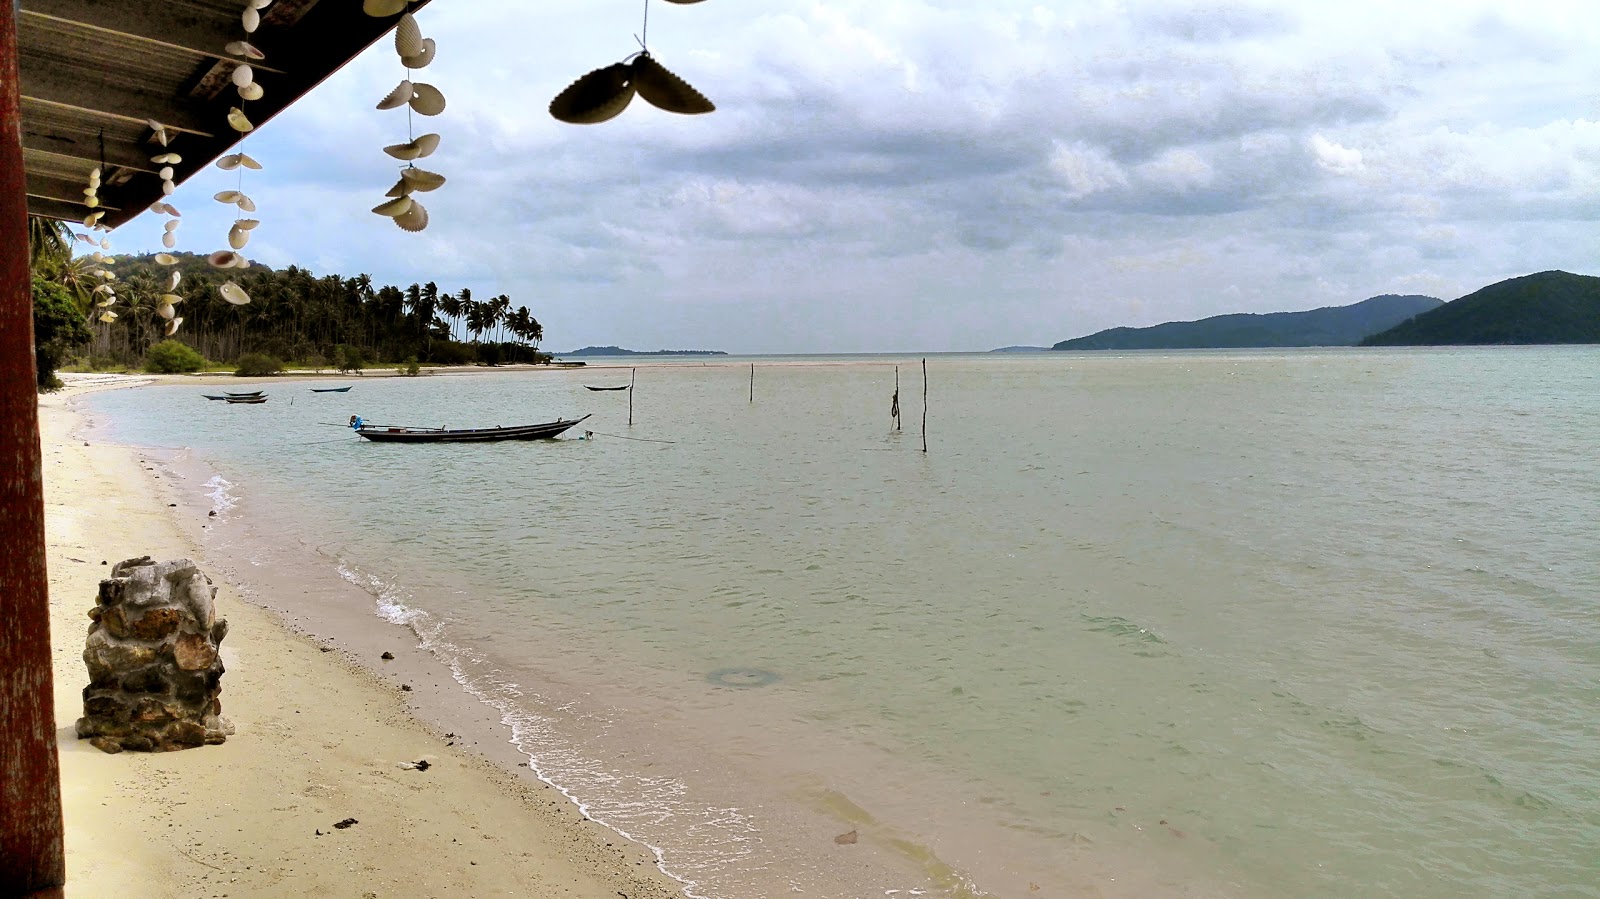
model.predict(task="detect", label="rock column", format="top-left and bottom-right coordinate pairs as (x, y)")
top-left (76, 556), bottom-right (233, 753)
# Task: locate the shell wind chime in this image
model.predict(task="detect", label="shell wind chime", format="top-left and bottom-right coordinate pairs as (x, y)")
top-left (549, 0), bottom-right (715, 125)
top-left (200, 0), bottom-right (274, 313)
top-left (364, 0), bottom-right (446, 232)
top-left (78, 166), bottom-right (121, 324)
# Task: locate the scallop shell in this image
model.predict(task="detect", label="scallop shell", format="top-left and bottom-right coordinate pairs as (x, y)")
top-left (377, 80), bottom-right (414, 110)
top-left (162, 232), bottom-right (177, 249)
top-left (84, 211), bottom-right (104, 226)
top-left (394, 200), bottom-right (429, 232)
top-left (85, 196), bottom-right (99, 208)
top-left (166, 271), bottom-right (182, 291)
top-left (401, 38), bottom-right (436, 70)
top-left (155, 253), bottom-right (179, 265)
top-left (227, 107), bottom-right (254, 132)
top-left (99, 311), bottom-right (118, 323)
top-left (238, 82), bottom-right (264, 101)
top-left (372, 196), bottom-right (413, 217)
top-left (219, 281), bottom-right (251, 304)
top-left (165, 316), bottom-right (183, 336)
top-left (631, 54), bottom-right (715, 115)
top-left (215, 190), bottom-right (242, 204)
top-left (383, 133), bottom-right (440, 161)
top-left (162, 179), bottom-right (175, 196)
top-left (232, 64), bottom-right (254, 87)
top-left (164, 219), bottom-right (180, 231)
top-left (231, 256), bottom-right (251, 269)
top-left (74, 233), bottom-right (95, 245)
top-left (226, 40), bottom-right (265, 59)
top-left (229, 224), bottom-right (250, 249)
top-left (88, 168), bottom-right (101, 186)
top-left (395, 13), bottom-right (423, 57)
top-left (242, 7), bottom-right (259, 32)
top-left (409, 82), bottom-right (446, 116)
top-left (249, 0), bottom-right (271, 8)
top-left (151, 152), bottom-right (181, 164)
top-left (208, 250), bottom-right (241, 268)
top-left (236, 194), bottom-right (256, 213)
top-left (363, 0), bottom-right (406, 15)
top-left (156, 303), bottom-right (176, 321)
top-left (218, 153), bottom-right (263, 171)
top-left (384, 177), bottom-right (412, 198)
top-left (92, 283), bottom-right (113, 294)
top-left (161, 294), bottom-right (183, 306)
top-left (400, 167), bottom-right (446, 192)
top-left (549, 63), bottom-right (635, 124)
top-left (236, 219), bottom-right (260, 230)
top-left (159, 166), bottom-right (174, 180)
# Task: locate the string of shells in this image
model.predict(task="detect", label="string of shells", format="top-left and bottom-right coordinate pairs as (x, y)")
top-left (202, 0), bottom-right (274, 312)
top-left (549, 0), bottom-right (715, 125)
top-left (77, 170), bottom-right (119, 324)
top-left (365, 0), bottom-right (445, 232)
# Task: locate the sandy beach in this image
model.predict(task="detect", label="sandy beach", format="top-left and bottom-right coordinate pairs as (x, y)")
top-left (41, 377), bottom-right (683, 898)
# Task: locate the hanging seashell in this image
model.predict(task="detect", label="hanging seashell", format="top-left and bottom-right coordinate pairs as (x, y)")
top-left (215, 190), bottom-right (243, 204)
top-left (159, 165), bottom-right (174, 181)
top-left (208, 250), bottom-right (241, 268)
top-left (236, 218), bottom-right (260, 230)
top-left (229, 224), bottom-right (250, 249)
top-left (219, 281), bottom-right (251, 304)
top-left (164, 219), bottom-right (180, 232)
top-left (97, 297), bottom-right (116, 308)
top-left (93, 284), bottom-right (113, 295)
top-left (162, 232), bottom-right (177, 249)
top-left (409, 82), bottom-right (446, 116)
top-left (232, 64), bottom-right (254, 88)
top-left (383, 133), bottom-right (440, 161)
top-left (401, 38), bottom-right (436, 70)
top-left (155, 253), bottom-right (179, 265)
top-left (151, 152), bottom-right (181, 165)
top-left (400, 167), bottom-right (446, 192)
top-left (363, 0), bottom-right (407, 16)
top-left (156, 303), bottom-right (176, 321)
top-left (394, 13), bottom-right (423, 57)
top-left (84, 211), bottom-right (104, 227)
top-left (242, 7), bottom-right (259, 32)
top-left (549, 63), bottom-right (636, 124)
top-left (630, 53), bottom-right (715, 115)
top-left (85, 196), bottom-right (99, 208)
top-left (167, 271), bottom-right (182, 291)
top-left (162, 180), bottom-right (176, 196)
top-left (82, 187), bottom-right (97, 198)
top-left (166, 317), bottom-right (183, 336)
top-left (377, 79), bottom-right (414, 110)
top-left (161, 294), bottom-right (183, 306)
top-left (98, 271), bottom-right (116, 281)
top-left (371, 196), bottom-right (413, 217)
top-left (218, 152), bottom-right (263, 171)
top-left (238, 82), bottom-right (265, 102)
top-left (226, 40), bottom-right (265, 59)
top-left (384, 177), bottom-right (411, 199)
top-left (394, 200), bottom-right (429, 233)
top-left (88, 167), bottom-right (101, 187)
top-left (99, 311), bottom-right (118, 323)
top-left (249, 0), bottom-right (271, 8)
top-left (100, 256), bottom-right (117, 264)
top-left (227, 107), bottom-right (254, 132)
top-left (147, 119), bottom-right (170, 146)
top-left (236, 194), bottom-right (256, 212)
top-left (231, 256), bottom-right (251, 269)
top-left (99, 238), bottom-right (111, 249)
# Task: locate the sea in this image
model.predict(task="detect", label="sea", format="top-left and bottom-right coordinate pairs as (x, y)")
top-left (81, 348), bottom-right (1600, 898)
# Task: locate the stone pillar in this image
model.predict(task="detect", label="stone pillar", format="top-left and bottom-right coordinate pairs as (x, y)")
top-left (76, 557), bottom-right (234, 753)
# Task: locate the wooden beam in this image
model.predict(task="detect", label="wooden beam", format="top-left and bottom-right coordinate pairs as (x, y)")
top-left (18, 0), bottom-right (284, 73)
top-left (18, 57), bottom-right (214, 136)
top-left (25, 173), bottom-right (122, 211)
top-left (1, 0), bottom-right (68, 895)
top-left (22, 194), bottom-right (106, 223)
top-left (21, 134), bottom-right (158, 174)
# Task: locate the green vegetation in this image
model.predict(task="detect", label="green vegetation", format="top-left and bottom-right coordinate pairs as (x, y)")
top-left (32, 275), bottom-right (92, 391)
top-left (397, 357), bottom-right (422, 377)
top-left (1361, 271), bottom-right (1600, 345)
top-left (334, 344), bottom-right (366, 374)
top-left (144, 339), bottom-right (206, 373)
top-left (1053, 295), bottom-right (1444, 350)
top-left (234, 353), bottom-right (284, 377)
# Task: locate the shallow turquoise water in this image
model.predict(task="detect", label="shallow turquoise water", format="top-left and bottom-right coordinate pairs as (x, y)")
top-left (87, 349), bottom-right (1600, 897)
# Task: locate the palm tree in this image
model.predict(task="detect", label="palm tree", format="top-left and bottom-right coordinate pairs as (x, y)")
top-left (27, 216), bottom-right (72, 274)
top-left (438, 292), bottom-right (462, 341)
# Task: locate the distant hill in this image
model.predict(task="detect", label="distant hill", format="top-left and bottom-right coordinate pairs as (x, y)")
top-left (560, 346), bottom-right (728, 357)
top-left (1053, 295), bottom-right (1443, 350)
top-left (989, 345), bottom-right (1051, 353)
top-left (1361, 271), bottom-right (1600, 346)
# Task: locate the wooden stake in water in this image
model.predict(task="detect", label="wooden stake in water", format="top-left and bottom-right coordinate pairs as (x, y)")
top-left (921, 357), bottom-right (928, 453)
top-left (749, 363), bottom-right (754, 403)
top-left (628, 367), bottom-right (636, 426)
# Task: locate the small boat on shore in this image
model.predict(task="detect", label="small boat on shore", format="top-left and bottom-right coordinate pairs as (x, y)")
top-left (225, 395), bottom-right (268, 405)
top-left (201, 394), bottom-right (229, 401)
top-left (584, 385), bottom-right (629, 391)
top-left (354, 415), bottom-right (590, 443)
top-left (311, 386), bottom-right (353, 393)
top-left (226, 391), bottom-right (263, 396)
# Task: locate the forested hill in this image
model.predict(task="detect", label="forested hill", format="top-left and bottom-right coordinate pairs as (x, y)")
top-left (1361, 271), bottom-right (1600, 345)
top-left (1053, 294), bottom-right (1442, 350)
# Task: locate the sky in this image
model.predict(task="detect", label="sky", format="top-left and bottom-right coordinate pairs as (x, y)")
top-left (118, 0), bottom-right (1600, 353)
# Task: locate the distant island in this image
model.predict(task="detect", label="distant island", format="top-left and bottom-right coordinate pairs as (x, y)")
top-left (988, 346), bottom-right (1051, 353)
top-left (559, 346), bottom-right (729, 357)
top-left (1053, 295), bottom-right (1443, 350)
top-left (1361, 271), bottom-right (1600, 346)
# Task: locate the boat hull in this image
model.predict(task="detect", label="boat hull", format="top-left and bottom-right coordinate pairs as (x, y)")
top-left (354, 415), bottom-right (589, 443)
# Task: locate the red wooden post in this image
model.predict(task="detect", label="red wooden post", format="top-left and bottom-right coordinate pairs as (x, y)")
top-left (0, 0), bottom-right (68, 893)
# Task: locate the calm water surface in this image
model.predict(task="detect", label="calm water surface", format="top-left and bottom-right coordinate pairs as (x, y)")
top-left (86, 349), bottom-right (1600, 898)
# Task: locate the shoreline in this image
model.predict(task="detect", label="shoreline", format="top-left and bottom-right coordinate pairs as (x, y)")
top-left (42, 378), bottom-right (686, 898)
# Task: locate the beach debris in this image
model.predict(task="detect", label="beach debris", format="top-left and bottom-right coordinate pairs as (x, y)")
top-left (833, 829), bottom-right (858, 845)
top-left (380, 651), bottom-right (394, 660)
top-left (400, 683), bottom-right (412, 691)
top-left (76, 557), bottom-right (234, 752)
top-left (398, 759), bottom-right (432, 771)
top-left (333, 818), bottom-right (359, 829)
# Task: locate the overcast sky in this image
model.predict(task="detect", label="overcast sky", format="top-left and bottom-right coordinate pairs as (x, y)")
top-left (126, 0), bottom-right (1600, 352)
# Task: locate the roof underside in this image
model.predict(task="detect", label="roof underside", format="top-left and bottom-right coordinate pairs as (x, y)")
top-left (19, 0), bottom-right (432, 229)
